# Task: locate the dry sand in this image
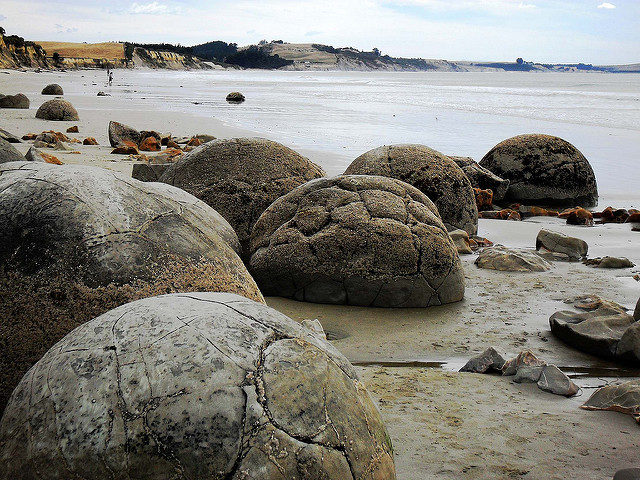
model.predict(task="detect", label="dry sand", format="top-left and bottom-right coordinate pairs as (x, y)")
top-left (1, 68), bottom-right (640, 480)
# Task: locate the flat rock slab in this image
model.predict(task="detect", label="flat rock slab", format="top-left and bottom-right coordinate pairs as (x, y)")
top-left (582, 379), bottom-right (640, 423)
top-left (475, 245), bottom-right (552, 272)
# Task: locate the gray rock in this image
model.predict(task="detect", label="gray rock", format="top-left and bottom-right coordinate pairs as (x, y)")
top-left (302, 318), bottom-right (327, 339)
top-left (537, 365), bottom-right (579, 396)
top-left (24, 146), bottom-right (59, 164)
top-left (0, 293), bottom-right (396, 480)
top-left (132, 162), bottom-right (172, 182)
top-left (513, 365), bottom-right (544, 383)
top-left (449, 155), bottom-right (510, 202)
top-left (32, 140), bottom-right (50, 148)
top-left (502, 351), bottom-right (547, 376)
top-left (449, 229), bottom-right (473, 255)
top-left (0, 162), bottom-right (262, 414)
top-left (41, 83), bottom-right (63, 95)
top-left (0, 129), bottom-right (21, 143)
top-left (475, 245), bottom-right (552, 272)
top-left (0, 138), bottom-right (25, 164)
top-left (582, 380), bottom-right (640, 423)
top-left (159, 137), bottom-right (326, 259)
top-left (249, 175), bottom-right (465, 307)
top-left (108, 120), bottom-right (141, 147)
top-left (35, 99), bottom-right (79, 121)
top-left (583, 256), bottom-right (635, 269)
top-left (34, 132), bottom-right (58, 144)
top-left (614, 469), bottom-right (640, 480)
top-left (460, 347), bottom-right (506, 373)
top-left (0, 93), bottom-right (29, 109)
top-left (479, 134), bottom-right (598, 207)
top-left (536, 228), bottom-right (588, 261)
top-left (345, 144), bottom-right (478, 235)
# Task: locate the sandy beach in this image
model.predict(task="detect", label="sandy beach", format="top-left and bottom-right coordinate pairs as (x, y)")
top-left (2, 68), bottom-right (640, 480)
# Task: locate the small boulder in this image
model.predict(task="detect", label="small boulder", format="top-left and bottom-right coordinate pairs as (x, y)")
top-left (563, 207), bottom-right (594, 226)
top-left (96, 91), bottom-right (109, 96)
top-left (599, 206), bottom-right (629, 224)
top-left (536, 365), bottom-right (579, 396)
top-left (187, 137), bottom-right (202, 147)
top-left (449, 155), bottom-right (510, 201)
top-left (21, 133), bottom-right (37, 141)
top-left (459, 347), bottom-right (506, 373)
top-left (41, 84), bottom-right (63, 95)
top-left (35, 99), bottom-right (79, 121)
top-left (536, 229), bottom-right (588, 261)
top-left (108, 120), bottom-right (141, 147)
top-left (66, 125), bottom-right (78, 133)
top-left (502, 350), bottom-right (547, 376)
top-left (139, 136), bottom-right (161, 152)
top-left (24, 147), bottom-right (63, 165)
top-left (583, 257), bottom-right (635, 269)
top-left (449, 229), bottom-right (473, 255)
top-left (82, 137), bottom-right (98, 145)
top-left (0, 138), bottom-right (26, 164)
top-left (111, 141), bottom-right (139, 155)
top-left (226, 91), bottom-right (245, 102)
top-left (0, 129), bottom-right (21, 143)
top-left (475, 246), bottom-right (552, 272)
top-left (0, 93), bottom-right (29, 109)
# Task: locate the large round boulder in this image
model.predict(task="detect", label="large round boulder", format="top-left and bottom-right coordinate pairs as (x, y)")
top-left (479, 134), bottom-right (598, 207)
top-left (250, 175), bottom-right (465, 307)
top-left (35, 99), bottom-right (79, 121)
top-left (344, 145), bottom-right (478, 235)
top-left (0, 292), bottom-right (396, 480)
top-left (159, 137), bottom-right (326, 258)
top-left (0, 138), bottom-right (25, 163)
top-left (0, 93), bottom-right (29, 109)
top-left (41, 83), bottom-right (64, 95)
top-left (0, 162), bottom-right (263, 414)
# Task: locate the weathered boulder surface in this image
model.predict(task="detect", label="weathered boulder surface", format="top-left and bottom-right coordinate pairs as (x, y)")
top-left (35, 99), bottom-right (79, 121)
top-left (479, 134), bottom-right (598, 207)
top-left (345, 145), bottom-right (478, 235)
top-left (0, 138), bottom-right (25, 163)
top-left (536, 229), bottom-right (588, 261)
top-left (0, 162), bottom-right (262, 414)
top-left (475, 246), bottom-right (552, 272)
top-left (109, 120), bottom-right (141, 147)
top-left (549, 295), bottom-right (638, 363)
top-left (41, 83), bottom-right (63, 95)
top-left (159, 137), bottom-right (326, 258)
top-left (0, 93), bottom-right (29, 109)
top-left (449, 155), bottom-right (510, 202)
top-left (0, 293), bottom-right (396, 480)
top-left (250, 175), bottom-right (465, 307)
top-left (582, 379), bottom-right (640, 423)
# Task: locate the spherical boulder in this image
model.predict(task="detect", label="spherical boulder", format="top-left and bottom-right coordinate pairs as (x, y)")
top-left (35, 99), bottom-right (79, 121)
top-left (250, 175), bottom-right (465, 307)
top-left (159, 137), bottom-right (326, 258)
top-left (0, 138), bottom-right (25, 163)
top-left (226, 91), bottom-right (245, 102)
top-left (344, 145), bottom-right (478, 235)
top-left (0, 292), bottom-right (396, 480)
top-left (0, 162), bottom-right (263, 414)
top-left (479, 134), bottom-right (598, 207)
top-left (41, 83), bottom-right (64, 95)
top-left (0, 93), bottom-right (29, 109)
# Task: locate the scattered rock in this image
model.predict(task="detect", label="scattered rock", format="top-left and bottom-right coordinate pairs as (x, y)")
top-left (563, 207), bottom-right (594, 226)
top-left (582, 379), bottom-right (640, 423)
top-left (35, 99), bottom-right (79, 121)
top-left (24, 147), bottom-right (63, 165)
top-left (108, 120), bottom-right (141, 147)
top-left (0, 129), bottom-right (21, 143)
top-left (301, 318), bottom-right (327, 339)
top-left (21, 133), bottom-right (37, 141)
top-left (475, 245), bottom-right (552, 272)
top-left (536, 229), bottom-right (588, 261)
top-left (583, 257), bottom-right (635, 269)
top-left (518, 205), bottom-right (558, 218)
top-left (166, 139), bottom-right (181, 149)
top-left (449, 155), bottom-right (510, 201)
top-left (459, 347), bottom-right (506, 373)
top-left (111, 141), bottom-right (139, 155)
top-left (226, 91), bottom-right (245, 102)
top-left (478, 209), bottom-right (521, 221)
top-left (537, 365), bottom-right (579, 396)
top-left (479, 134), bottom-right (598, 207)
top-left (449, 229), bottom-right (473, 255)
top-left (0, 138), bottom-right (25, 164)
top-left (82, 137), bottom-right (98, 145)
top-left (626, 212), bottom-right (640, 224)
top-left (139, 136), bottom-right (161, 152)
top-left (474, 188), bottom-right (493, 211)
top-left (0, 93), bottom-right (29, 109)
top-left (469, 235), bottom-right (493, 250)
top-left (41, 84), bottom-right (63, 95)
top-left (599, 206), bottom-right (630, 224)
top-left (502, 350), bottom-right (547, 376)
top-left (345, 144), bottom-right (478, 234)
top-left (96, 91), bottom-right (110, 96)
top-left (0, 293), bottom-right (395, 479)
top-left (53, 140), bottom-right (69, 151)
top-left (66, 125), bottom-right (78, 133)
top-left (250, 175), bottom-right (465, 307)
top-left (195, 134), bottom-right (216, 143)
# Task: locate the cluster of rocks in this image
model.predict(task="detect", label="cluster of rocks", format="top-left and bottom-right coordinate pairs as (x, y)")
top-left (460, 348), bottom-right (579, 397)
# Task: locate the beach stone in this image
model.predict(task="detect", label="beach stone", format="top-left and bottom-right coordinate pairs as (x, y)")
top-left (301, 318), bottom-right (327, 339)
top-left (0, 162), bottom-right (262, 414)
top-left (83, 137), bottom-right (98, 145)
top-left (537, 365), bottom-right (579, 397)
top-left (24, 147), bottom-right (62, 165)
top-left (475, 245), bottom-right (551, 272)
top-left (226, 91), bottom-right (245, 102)
top-left (97, 91), bottom-right (109, 96)
top-left (583, 256), bottom-right (635, 269)
top-left (345, 145), bottom-right (478, 235)
top-left (0, 138), bottom-right (25, 163)
top-left (0, 93), bottom-right (29, 109)
top-left (109, 120), bottom-right (141, 147)
top-left (111, 141), bottom-right (139, 155)
top-left (41, 83), bottom-right (63, 95)
top-left (513, 365), bottom-right (544, 383)
top-left (449, 229), bottom-right (473, 255)
top-left (459, 347), bottom-right (506, 373)
top-left (536, 229), bottom-right (588, 261)
top-left (249, 175), bottom-right (465, 307)
top-left (0, 292), bottom-right (396, 480)
top-left (139, 130), bottom-right (161, 143)
top-left (614, 469), bottom-right (640, 480)
top-left (478, 209), bottom-right (521, 221)
top-left (449, 155), bottom-right (510, 201)
top-left (502, 351), bottom-right (547, 376)
top-left (582, 379), bottom-right (640, 423)
top-left (549, 295), bottom-right (635, 361)
top-left (479, 134), bottom-right (598, 207)
top-left (66, 125), bottom-right (78, 133)
top-left (159, 137), bottom-right (326, 258)
top-left (0, 129), bottom-right (21, 143)
top-left (139, 136), bottom-right (161, 151)
top-left (617, 322), bottom-right (640, 363)
top-left (35, 99), bottom-right (79, 121)
top-left (195, 133), bottom-right (216, 143)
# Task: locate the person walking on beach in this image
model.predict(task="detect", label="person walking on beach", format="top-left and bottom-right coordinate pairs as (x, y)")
top-left (108, 72), bottom-right (113, 86)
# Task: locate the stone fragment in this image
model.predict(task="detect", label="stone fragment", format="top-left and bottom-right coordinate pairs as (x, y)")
top-left (459, 347), bottom-right (506, 373)
top-left (536, 229), bottom-right (588, 261)
top-left (537, 365), bottom-right (579, 396)
top-left (502, 350), bottom-right (547, 376)
top-left (475, 246), bottom-right (551, 272)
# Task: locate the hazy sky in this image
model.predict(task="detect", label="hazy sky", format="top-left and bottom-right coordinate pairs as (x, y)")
top-left (1, 0), bottom-right (638, 64)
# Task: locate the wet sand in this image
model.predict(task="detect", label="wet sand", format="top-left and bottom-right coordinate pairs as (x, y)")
top-left (2, 68), bottom-right (640, 480)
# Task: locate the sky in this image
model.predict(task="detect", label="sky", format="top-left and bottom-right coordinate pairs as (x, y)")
top-left (1, 0), bottom-right (638, 64)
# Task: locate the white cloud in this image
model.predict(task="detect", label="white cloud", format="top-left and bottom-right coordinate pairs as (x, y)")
top-left (129, 2), bottom-right (182, 15)
top-left (597, 2), bottom-right (615, 9)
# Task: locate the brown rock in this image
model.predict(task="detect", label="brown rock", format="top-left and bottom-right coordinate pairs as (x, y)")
top-left (565, 208), bottom-right (594, 226)
top-left (66, 125), bottom-right (79, 133)
top-left (474, 188), bottom-right (493, 211)
top-left (111, 140), bottom-right (139, 155)
top-left (139, 136), bottom-right (161, 152)
top-left (21, 133), bottom-right (37, 141)
top-left (187, 137), bottom-right (202, 147)
top-left (478, 209), bottom-right (522, 221)
top-left (82, 137), bottom-right (98, 145)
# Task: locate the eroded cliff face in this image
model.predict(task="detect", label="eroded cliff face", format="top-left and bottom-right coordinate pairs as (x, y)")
top-left (131, 47), bottom-right (212, 70)
top-left (0, 35), bottom-right (49, 69)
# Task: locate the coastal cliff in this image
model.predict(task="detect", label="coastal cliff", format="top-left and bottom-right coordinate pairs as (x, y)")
top-left (0, 33), bottom-right (49, 69)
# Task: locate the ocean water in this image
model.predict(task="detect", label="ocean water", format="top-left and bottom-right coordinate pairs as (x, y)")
top-left (110, 69), bottom-right (640, 207)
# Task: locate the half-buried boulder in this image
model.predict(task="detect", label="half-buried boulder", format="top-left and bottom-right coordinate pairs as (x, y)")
top-left (41, 83), bottom-right (63, 95)
top-left (475, 245), bottom-right (552, 272)
top-left (449, 155), bottom-right (510, 202)
top-left (109, 120), bottom-right (141, 147)
top-left (0, 292), bottom-right (396, 480)
top-left (35, 99), bottom-right (79, 121)
top-left (159, 137), bottom-right (326, 258)
top-left (0, 138), bottom-right (25, 163)
top-left (345, 145), bottom-right (478, 235)
top-left (249, 175), bottom-right (465, 307)
top-left (0, 93), bottom-right (29, 109)
top-left (0, 162), bottom-right (263, 414)
top-left (582, 380), bottom-right (640, 423)
top-left (479, 134), bottom-right (598, 207)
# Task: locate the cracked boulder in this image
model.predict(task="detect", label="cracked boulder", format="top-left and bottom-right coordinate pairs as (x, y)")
top-left (0, 293), bottom-right (396, 480)
top-left (475, 245), bottom-right (552, 272)
top-left (479, 134), bottom-right (598, 207)
top-left (249, 175), bottom-right (465, 307)
top-left (35, 99), bottom-right (79, 121)
top-left (159, 137), bottom-right (326, 259)
top-left (0, 162), bottom-right (263, 414)
top-left (344, 145), bottom-right (478, 235)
